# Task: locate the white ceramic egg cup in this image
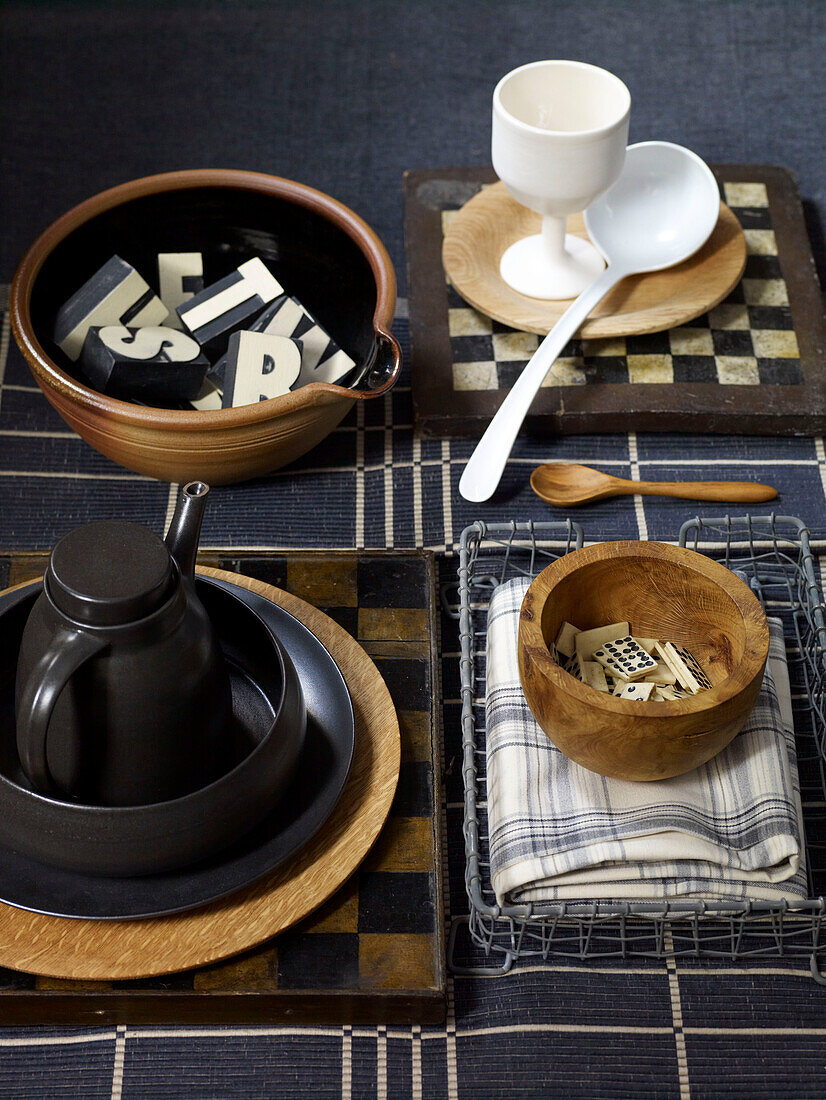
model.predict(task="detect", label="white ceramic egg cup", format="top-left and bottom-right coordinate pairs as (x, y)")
top-left (492, 59), bottom-right (631, 300)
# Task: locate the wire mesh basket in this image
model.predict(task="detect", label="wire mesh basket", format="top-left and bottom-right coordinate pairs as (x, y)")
top-left (450, 515), bottom-right (826, 978)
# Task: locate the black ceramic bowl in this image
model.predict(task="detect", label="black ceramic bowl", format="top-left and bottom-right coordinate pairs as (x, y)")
top-left (0, 578), bottom-right (306, 877)
top-left (10, 169), bottom-right (401, 483)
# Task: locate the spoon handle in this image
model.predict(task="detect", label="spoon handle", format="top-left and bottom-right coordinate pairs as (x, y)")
top-left (459, 264), bottom-right (627, 502)
top-left (627, 479), bottom-right (778, 502)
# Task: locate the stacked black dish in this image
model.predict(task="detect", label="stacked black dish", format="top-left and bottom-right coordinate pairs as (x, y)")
top-left (0, 483), bottom-right (354, 919)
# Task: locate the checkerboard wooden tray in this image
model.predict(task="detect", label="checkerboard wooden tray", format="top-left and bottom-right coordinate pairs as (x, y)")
top-left (404, 165), bottom-right (826, 436)
top-left (0, 550), bottom-right (445, 1025)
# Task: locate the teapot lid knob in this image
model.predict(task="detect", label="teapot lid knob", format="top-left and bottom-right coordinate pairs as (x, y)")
top-left (47, 521), bottom-right (173, 626)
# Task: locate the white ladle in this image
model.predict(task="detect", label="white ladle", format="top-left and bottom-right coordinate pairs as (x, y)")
top-left (458, 141), bottom-right (722, 503)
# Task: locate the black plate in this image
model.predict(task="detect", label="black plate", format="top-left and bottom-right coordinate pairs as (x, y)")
top-left (0, 578), bottom-right (354, 920)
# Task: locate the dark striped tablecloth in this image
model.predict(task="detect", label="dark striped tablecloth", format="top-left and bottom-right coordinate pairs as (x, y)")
top-left (3, 0), bottom-right (826, 1094)
top-left (1, 292), bottom-right (826, 1099)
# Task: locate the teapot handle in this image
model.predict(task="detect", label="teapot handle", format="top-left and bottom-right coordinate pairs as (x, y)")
top-left (16, 628), bottom-right (108, 796)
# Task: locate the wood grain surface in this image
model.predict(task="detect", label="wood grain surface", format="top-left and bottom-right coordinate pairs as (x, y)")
top-left (441, 181), bottom-right (746, 336)
top-left (0, 566), bottom-right (401, 980)
top-left (518, 541), bottom-right (769, 781)
top-left (529, 462), bottom-right (779, 507)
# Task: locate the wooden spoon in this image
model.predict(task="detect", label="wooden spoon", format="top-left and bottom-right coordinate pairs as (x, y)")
top-left (530, 463), bottom-right (778, 507)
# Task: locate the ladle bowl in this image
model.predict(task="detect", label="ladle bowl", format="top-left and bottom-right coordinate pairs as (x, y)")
top-left (583, 141), bottom-right (721, 271)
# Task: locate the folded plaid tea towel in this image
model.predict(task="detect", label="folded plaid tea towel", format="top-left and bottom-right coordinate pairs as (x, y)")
top-left (486, 577), bottom-right (807, 906)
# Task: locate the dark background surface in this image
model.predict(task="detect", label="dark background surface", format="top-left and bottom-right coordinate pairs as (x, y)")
top-left (2, 0), bottom-right (826, 291)
top-left (2, 2), bottom-right (826, 1097)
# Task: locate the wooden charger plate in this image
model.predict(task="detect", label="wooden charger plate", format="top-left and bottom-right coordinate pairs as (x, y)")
top-left (441, 181), bottom-right (747, 336)
top-left (0, 567), bottom-right (401, 980)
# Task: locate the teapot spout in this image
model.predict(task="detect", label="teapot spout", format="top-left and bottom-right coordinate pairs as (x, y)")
top-left (165, 481), bottom-right (210, 581)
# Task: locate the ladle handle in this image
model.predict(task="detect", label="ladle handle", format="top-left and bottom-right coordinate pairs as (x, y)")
top-left (628, 479), bottom-right (778, 502)
top-left (458, 264), bottom-right (627, 503)
top-left (16, 628), bottom-right (108, 796)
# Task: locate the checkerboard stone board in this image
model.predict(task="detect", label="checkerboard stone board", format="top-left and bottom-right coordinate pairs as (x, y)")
top-left (405, 165), bottom-right (826, 436)
top-left (0, 550), bottom-right (445, 1025)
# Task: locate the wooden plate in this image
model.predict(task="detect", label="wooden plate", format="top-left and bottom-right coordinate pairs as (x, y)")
top-left (441, 181), bottom-right (747, 337)
top-left (0, 567), bottom-right (401, 980)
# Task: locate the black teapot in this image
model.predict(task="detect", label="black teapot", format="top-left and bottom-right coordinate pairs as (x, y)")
top-left (15, 482), bottom-right (231, 806)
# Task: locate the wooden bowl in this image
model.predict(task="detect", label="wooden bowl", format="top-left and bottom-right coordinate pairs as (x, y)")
top-left (518, 541), bottom-right (770, 781)
top-left (9, 169), bottom-right (401, 484)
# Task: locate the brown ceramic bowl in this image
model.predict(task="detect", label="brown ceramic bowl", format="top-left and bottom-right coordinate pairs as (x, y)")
top-left (9, 169), bottom-right (401, 483)
top-left (518, 541), bottom-right (770, 781)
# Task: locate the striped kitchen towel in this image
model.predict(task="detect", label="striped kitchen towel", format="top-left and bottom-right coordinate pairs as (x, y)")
top-left (485, 577), bottom-right (807, 906)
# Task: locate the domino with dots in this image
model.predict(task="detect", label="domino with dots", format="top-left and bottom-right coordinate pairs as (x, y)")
top-left (592, 636), bottom-right (658, 681)
top-left (653, 641), bottom-right (711, 694)
top-left (616, 680), bottom-right (656, 701)
top-left (574, 622), bottom-right (630, 661)
top-left (554, 621), bottom-right (580, 659)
